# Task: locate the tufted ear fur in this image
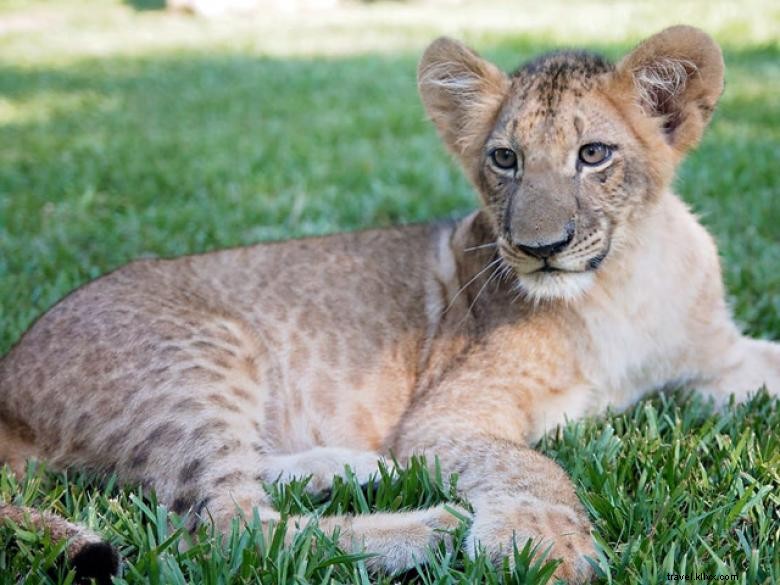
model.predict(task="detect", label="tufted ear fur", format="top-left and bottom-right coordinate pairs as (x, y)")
top-left (418, 38), bottom-right (510, 164)
top-left (615, 25), bottom-right (724, 155)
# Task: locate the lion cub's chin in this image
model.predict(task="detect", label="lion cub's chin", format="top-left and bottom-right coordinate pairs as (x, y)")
top-left (514, 270), bottom-right (596, 304)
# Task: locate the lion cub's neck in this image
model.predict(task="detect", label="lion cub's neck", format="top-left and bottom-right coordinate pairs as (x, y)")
top-left (572, 192), bottom-right (719, 409)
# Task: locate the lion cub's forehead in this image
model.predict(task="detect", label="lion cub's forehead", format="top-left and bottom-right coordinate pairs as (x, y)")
top-left (513, 51), bottom-right (614, 107)
top-left (499, 51), bottom-right (616, 140)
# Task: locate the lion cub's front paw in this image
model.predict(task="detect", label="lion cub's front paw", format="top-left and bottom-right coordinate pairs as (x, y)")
top-left (465, 495), bottom-right (595, 583)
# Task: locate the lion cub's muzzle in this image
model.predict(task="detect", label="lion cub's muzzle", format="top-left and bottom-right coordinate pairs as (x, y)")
top-left (498, 216), bottom-right (610, 276)
top-left (497, 178), bottom-right (612, 279)
top-left (512, 219), bottom-right (575, 260)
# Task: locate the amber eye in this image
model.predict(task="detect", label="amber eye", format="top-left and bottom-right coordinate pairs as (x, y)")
top-left (578, 143), bottom-right (612, 166)
top-left (490, 148), bottom-right (518, 170)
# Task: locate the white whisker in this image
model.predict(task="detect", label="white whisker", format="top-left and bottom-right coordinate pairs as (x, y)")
top-left (466, 260), bottom-right (503, 314)
top-left (454, 258), bottom-right (506, 331)
top-left (444, 257), bottom-right (502, 314)
top-left (463, 242), bottom-right (498, 253)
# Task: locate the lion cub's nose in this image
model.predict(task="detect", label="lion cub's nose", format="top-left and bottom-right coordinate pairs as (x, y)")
top-left (514, 220), bottom-right (575, 259)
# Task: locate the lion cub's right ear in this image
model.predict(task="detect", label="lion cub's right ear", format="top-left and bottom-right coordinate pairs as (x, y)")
top-left (418, 38), bottom-right (509, 162)
top-left (615, 26), bottom-right (724, 157)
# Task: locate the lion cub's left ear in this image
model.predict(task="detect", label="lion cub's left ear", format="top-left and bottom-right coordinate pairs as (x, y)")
top-left (616, 25), bottom-right (724, 155)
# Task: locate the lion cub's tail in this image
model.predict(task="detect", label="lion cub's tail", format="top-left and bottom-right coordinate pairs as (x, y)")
top-left (0, 504), bottom-right (119, 583)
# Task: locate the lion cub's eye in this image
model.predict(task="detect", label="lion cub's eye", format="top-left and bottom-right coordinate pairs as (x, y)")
top-left (490, 148), bottom-right (518, 170)
top-left (578, 143), bottom-right (612, 166)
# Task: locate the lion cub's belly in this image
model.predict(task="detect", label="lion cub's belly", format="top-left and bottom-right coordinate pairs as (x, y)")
top-left (149, 307), bottom-right (420, 456)
top-left (269, 357), bottom-right (415, 454)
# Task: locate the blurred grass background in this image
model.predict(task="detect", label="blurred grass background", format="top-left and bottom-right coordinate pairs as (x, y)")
top-left (0, 0), bottom-right (778, 583)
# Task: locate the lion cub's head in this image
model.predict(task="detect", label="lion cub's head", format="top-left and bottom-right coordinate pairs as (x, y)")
top-left (419, 26), bottom-right (724, 302)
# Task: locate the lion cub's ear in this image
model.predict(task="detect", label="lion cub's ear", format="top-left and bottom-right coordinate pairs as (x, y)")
top-left (418, 38), bottom-right (509, 161)
top-left (615, 25), bottom-right (724, 155)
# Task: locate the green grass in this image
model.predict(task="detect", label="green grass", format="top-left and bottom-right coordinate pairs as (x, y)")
top-left (0, 1), bottom-right (778, 583)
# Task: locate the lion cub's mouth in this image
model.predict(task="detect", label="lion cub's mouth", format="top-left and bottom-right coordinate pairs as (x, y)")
top-left (494, 235), bottom-right (612, 302)
top-left (497, 237), bottom-right (610, 278)
top-left (531, 263), bottom-right (583, 276)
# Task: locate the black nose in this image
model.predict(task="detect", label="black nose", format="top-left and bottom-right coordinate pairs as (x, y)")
top-left (515, 221), bottom-right (575, 259)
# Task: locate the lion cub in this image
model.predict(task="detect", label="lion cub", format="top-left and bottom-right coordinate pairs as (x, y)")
top-left (1, 26), bottom-right (778, 583)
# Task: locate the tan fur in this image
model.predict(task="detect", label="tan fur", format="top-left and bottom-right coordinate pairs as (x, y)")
top-left (1, 27), bottom-right (778, 583)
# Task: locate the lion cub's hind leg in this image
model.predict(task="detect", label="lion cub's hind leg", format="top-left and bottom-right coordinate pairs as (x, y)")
top-left (698, 336), bottom-right (780, 407)
top-left (193, 460), bottom-right (466, 574)
top-left (314, 503), bottom-right (467, 573)
top-left (251, 450), bottom-right (470, 573)
top-left (257, 447), bottom-right (384, 494)
top-left (0, 414), bottom-right (40, 481)
top-left (180, 445), bottom-right (464, 574)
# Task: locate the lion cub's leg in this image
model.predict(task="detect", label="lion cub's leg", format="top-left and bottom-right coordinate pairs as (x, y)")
top-left (0, 420), bottom-right (38, 480)
top-left (389, 371), bottom-right (596, 583)
top-left (186, 458), bottom-right (463, 574)
top-left (257, 447), bottom-right (383, 494)
top-left (158, 437), bottom-right (459, 573)
top-left (393, 434), bottom-right (594, 583)
top-left (697, 336), bottom-right (780, 406)
top-left (408, 436), bottom-right (594, 583)
top-left (313, 503), bottom-right (465, 572)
